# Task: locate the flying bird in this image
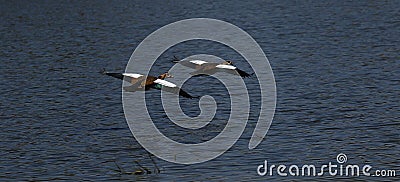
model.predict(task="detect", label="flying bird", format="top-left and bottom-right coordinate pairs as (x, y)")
top-left (102, 69), bottom-right (195, 98)
top-left (172, 56), bottom-right (252, 78)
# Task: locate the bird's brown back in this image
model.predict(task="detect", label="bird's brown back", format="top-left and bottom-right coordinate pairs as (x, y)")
top-left (141, 76), bottom-right (157, 87)
top-left (129, 77), bottom-right (143, 85)
top-left (199, 63), bottom-right (219, 71)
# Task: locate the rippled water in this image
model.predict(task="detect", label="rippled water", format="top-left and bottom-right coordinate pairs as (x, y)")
top-left (1, 1), bottom-right (399, 181)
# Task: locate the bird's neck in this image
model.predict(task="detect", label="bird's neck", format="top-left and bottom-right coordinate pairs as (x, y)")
top-left (158, 74), bottom-right (166, 79)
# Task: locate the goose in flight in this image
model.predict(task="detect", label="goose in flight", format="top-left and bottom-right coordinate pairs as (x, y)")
top-left (172, 56), bottom-right (252, 78)
top-left (102, 69), bottom-right (195, 98)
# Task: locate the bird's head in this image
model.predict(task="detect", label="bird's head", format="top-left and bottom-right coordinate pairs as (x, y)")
top-left (224, 60), bottom-right (233, 65)
top-left (159, 72), bottom-right (173, 79)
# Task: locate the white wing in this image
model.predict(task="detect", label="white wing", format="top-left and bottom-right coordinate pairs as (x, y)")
top-left (154, 79), bottom-right (177, 88)
top-left (189, 60), bottom-right (208, 65)
top-left (122, 73), bottom-right (143, 78)
top-left (216, 64), bottom-right (237, 70)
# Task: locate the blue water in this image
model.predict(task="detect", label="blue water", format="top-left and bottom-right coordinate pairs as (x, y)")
top-left (1, 1), bottom-right (399, 181)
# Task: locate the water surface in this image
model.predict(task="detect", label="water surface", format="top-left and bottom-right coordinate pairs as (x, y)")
top-left (1, 1), bottom-right (399, 181)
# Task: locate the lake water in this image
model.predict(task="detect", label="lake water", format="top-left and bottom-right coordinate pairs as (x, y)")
top-left (1, 1), bottom-right (399, 181)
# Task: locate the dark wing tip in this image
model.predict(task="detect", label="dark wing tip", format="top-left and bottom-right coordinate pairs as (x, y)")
top-left (236, 68), bottom-right (252, 78)
top-left (179, 89), bottom-right (195, 99)
top-left (161, 86), bottom-right (196, 99)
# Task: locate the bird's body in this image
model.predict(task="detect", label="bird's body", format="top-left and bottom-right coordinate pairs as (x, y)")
top-left (173, 57), bottom-right (252, 78)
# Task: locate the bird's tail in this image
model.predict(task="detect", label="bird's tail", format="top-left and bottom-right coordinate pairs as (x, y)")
top-left (101, 68), bottom-right (124, 80)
